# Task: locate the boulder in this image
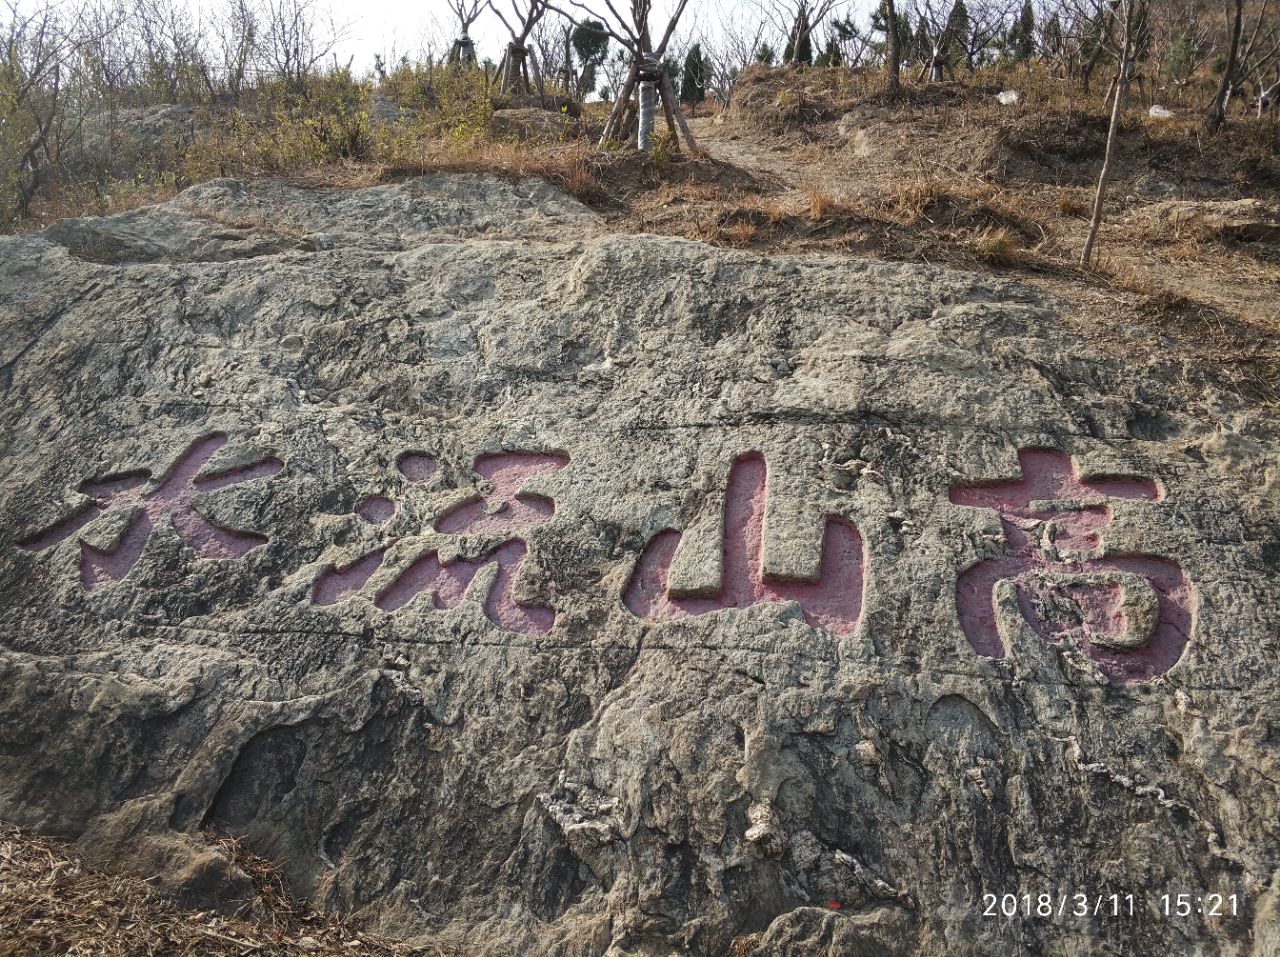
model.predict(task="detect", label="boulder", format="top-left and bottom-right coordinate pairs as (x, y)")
top-left (488, 107), bottom-right (578, 142)
top-left (0, 174), bottom-right (1277, 957)
top-left (1131, 198), bottom-right (1280, 243)
top-left (369, 92), bottom-right (419, 127)
top-left (71, 103), bottom-right (201, 179)
top-left (495, 93), bottom-right (583, 118)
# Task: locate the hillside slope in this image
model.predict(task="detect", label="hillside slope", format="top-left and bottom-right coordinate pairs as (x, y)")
top-left (0, 169), bottom-right (1277, 956)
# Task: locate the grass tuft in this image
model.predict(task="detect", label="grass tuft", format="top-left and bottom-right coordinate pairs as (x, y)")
top-left (0, 821), bottom-right (451, 957)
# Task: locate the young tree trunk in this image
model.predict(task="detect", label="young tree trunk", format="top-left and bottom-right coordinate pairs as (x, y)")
top-left (1081, 3), bottom-right (1133, 265)
top-left (1080, 9), bottom-right (1113, 94)
top-left (637, 76), bottom-right (657, 150)
top-left (448, 36), bottom-right (477, 68)
top-left (600, 64), bottom-right (638, 145)
top-left (501, 43), bottom-right (528, 94)
top-left (1205, 0), bottom-right (1244, 133)
top-left (563, 27), bottom-right (574, 96)
top-left (659, 69), bottom-right (698, 151)
top-left (885, 0), bottom-right (901, 96)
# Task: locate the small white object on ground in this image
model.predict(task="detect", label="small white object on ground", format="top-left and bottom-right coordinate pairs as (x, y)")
top-left (997, 90), bottom-right (1020, 105)
top-left (1149, 104), bottom-right (1174, 118)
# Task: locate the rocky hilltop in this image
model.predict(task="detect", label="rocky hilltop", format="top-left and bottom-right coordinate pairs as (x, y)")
top-left (1, 174), bottom-right (1277, 957)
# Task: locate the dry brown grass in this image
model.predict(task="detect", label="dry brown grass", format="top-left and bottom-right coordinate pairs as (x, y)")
top-left (0, 822), bottom-right (448, 957)
top-left (375, 139), bottom-right (612, 205)
top-left (886, 175), bottom-right (949, 222)
top-left (806, 188), bottom-right (839, 221)
top-left (1084, 263), bottom-right (1280, 403)
top-left (1057, 189), bottom-right (1090, 217)
top-left (722, 221), bottom-right (759, 246)
top-left (763, 198), bottom-right (790, 226)
top-left (971, 226), bottom-right (1024, 266)
top-left (740, 193), bottom-right (790, 226)
top-left (16, 181), bottom-right (184, 232)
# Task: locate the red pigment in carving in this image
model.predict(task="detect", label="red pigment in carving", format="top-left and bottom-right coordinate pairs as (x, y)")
top-left (396, 452), bottom-right (437, 482)
top-left (434, 452), bottom-right (569, 534)
top-left (950, 448), bottom-right (1191, 683)
top-left (356, 495), bottom-right (395, 525)
top-left (312, 547), bottom-right (388, 606)
top-left (311, 451), bottom-right (566, 636)
top-left (623, 453), bottom-right (865, 635)
top-left (20, 434), bottom-right (282, 590)
top-left (374, 540), bottom-right (553, 634)
top-left (948, 448), bottom-right (1160, 510)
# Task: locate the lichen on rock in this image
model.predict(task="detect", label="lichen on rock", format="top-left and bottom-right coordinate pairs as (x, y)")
top-left (0, 174), bottom-right (1276, 957)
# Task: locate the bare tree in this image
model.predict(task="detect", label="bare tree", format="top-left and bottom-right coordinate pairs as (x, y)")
top-left (1081, 0), bottom-right (1146, 264)
top-left (1234, 0), bottom-right (1280, 128)
top-left (909, 0), bottom-right (951, 80)
top-left (77, 0), bottom-right (134, 104)
top-left (549, 0), bottom-right (698, 151)
top-left (821, 16), bottom-right (874, 66)
top-left (1144, 0), bottom-right (1214, 96)
top-left (884, 0), bottom-right (902, 93)
top-left (1048, 0), bottom-right (1116, 91)
top-left (599, 41), bottom-right (632, 98)
top-left (1206, 0), bottom-right (1245, 130)
top-left (748, 0), bottom-right (842, 64)
top-left (529, 14), bottom-right (569, 93)
top-left (908, 0), bottom-right (1006, 81)
top-left (956, 0), bottom-right (1014, 71)
top-left (490, 0), bottom-right (551, 92)
top-left (447, 0), bottom-right (485, 65)
top-left (703, 1), bottom-right (770, 102)
top-left (131, 0), bottom-right (208, 102)
top-left (259, 0), bottom-right (340, 91)
top-left (1, 0), bottom-right (112, 216)
top-left (207, 0), bottom-right (259, 102)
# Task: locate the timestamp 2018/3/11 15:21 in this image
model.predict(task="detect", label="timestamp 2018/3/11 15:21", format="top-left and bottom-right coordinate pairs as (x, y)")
top-left (980, 893), bottom-right (1241, 919)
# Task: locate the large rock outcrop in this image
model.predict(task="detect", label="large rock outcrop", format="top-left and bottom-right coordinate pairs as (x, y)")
top-left (1, 173), bottom-right (1277, 957)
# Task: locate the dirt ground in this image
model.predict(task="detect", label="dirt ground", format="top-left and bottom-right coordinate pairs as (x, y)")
top-left (584, 70), bottom-right (1280, 408)
top-left (1, 72), bottom-right (1277, 955)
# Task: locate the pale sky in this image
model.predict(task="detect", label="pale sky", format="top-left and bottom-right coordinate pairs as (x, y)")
top-left (291, 0), bottom-right (873, 73)
top-left (11, 0), bottom-right (875, 76)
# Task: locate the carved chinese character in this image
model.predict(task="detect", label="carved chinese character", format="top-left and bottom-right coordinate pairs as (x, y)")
top-left (312, 451), bottom-right (568, 636)
top-left (19, 433), bottom-right (283, 590)
top-left (624, 453), bottom-right (865, 635)
top-left (950, 448), bottom-right (1193, 683)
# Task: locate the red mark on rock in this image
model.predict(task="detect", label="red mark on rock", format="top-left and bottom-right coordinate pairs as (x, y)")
top-left (19, 433), bottom-right (282, 590)
top-left (624, 453), bottom-right (865, 635)
top-left (434, 452), bottom-right (570, 534)
top-left (356, 495), bottom-right (395, 525)
top-left (396, 452), bottom-right (437, 483)
top-left (375, 540), bottom-right (553, 634)
top-left (950, 448), bottom-right (1192, 683)
top-left (311, 450), bottom-right (567, 635)
top-left (313, 547), bottom-right (389, 606)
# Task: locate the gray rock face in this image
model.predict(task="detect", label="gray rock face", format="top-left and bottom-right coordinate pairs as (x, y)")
top-left (488, 107), bottom-right (580, 142)
top-left (74, 104), bottom-right (200, 179)
top-left (1127, 198), bottom-right (1280, 243)
top-left (1, 175), bottom-right (1277, 957)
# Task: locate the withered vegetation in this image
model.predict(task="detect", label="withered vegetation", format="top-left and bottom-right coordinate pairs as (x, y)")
top-left (0, 823), bottom-right (450, 957)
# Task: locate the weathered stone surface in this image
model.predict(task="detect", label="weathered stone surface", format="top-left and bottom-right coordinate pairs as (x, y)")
top-left (1, 175), bottom-right (1277, 957)
top-left (495, 94), bottom-right (583, 119)
top-left (74, 104), bottom-right (201, 179)
top-left (1129, 198), bottom-right (1280, 243)
top-left (488, 107), bottom-right (579, 142)
top-left (42, 174), bottom-right (599, 264)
